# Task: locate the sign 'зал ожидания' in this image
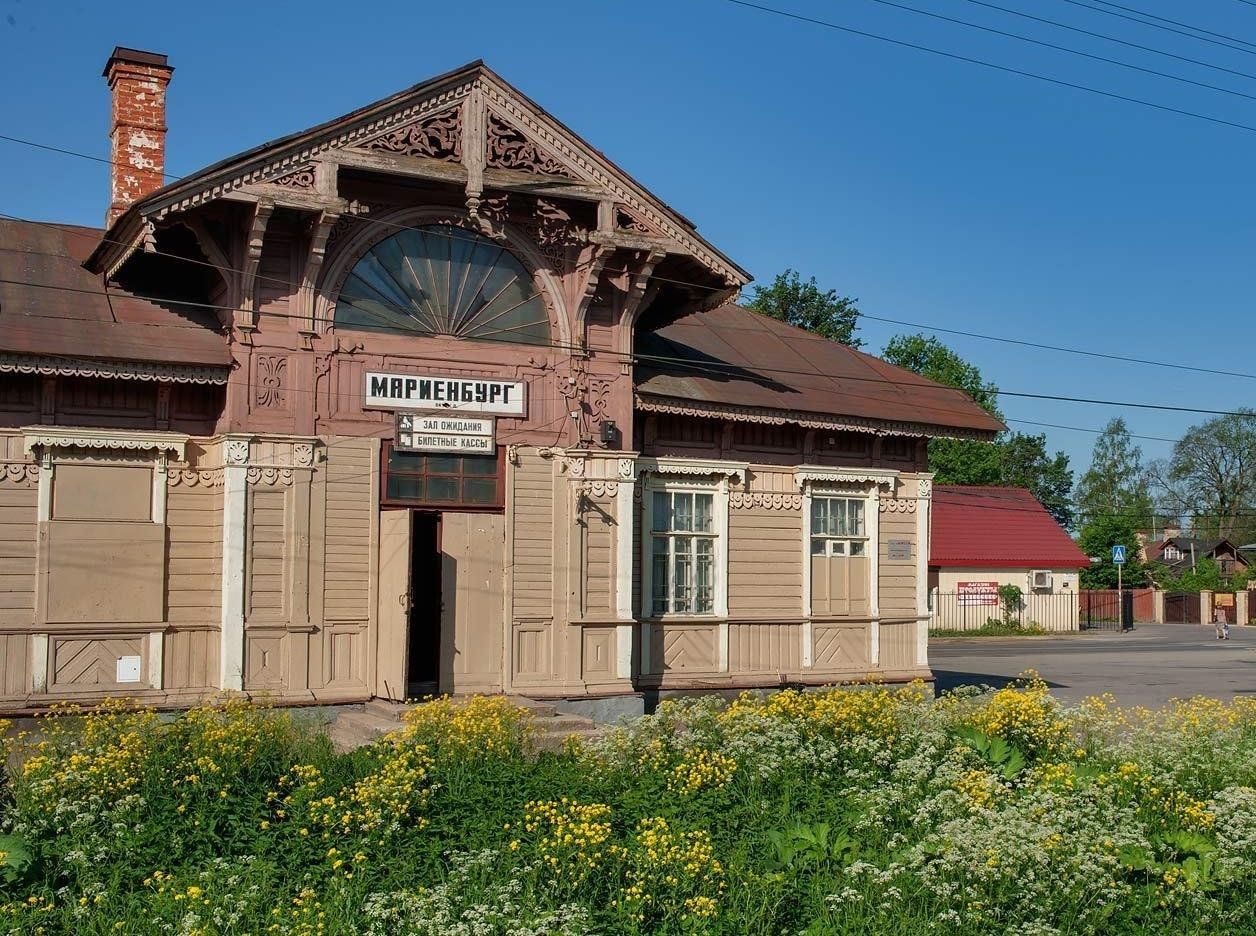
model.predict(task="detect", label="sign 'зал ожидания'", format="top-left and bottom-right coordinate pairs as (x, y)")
top-left (363, 371), bottom-right (526, 416)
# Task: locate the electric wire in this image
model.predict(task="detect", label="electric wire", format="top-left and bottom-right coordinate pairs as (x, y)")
top-left (722, 0), bottom-right (1256, 135)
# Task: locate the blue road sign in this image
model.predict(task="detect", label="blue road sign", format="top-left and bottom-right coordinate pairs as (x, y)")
top-left (1112, 545), bottom-right (1127, 565)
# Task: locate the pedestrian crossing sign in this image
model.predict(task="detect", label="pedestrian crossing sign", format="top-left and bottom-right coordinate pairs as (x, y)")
top-left (1112, 545), bottom-right (1126, 565)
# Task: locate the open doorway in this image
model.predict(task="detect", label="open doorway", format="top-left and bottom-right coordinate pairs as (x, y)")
top-left (407, 512), bottom-right (442, 696)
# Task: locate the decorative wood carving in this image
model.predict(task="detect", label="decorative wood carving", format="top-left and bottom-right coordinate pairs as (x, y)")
top-left (0, 464), bottom-right (38, 485)
top-left (635, 394), bottom-right (995, 442)
top-left (224, 439), bottom-right (251, 466)
top-left (616, 205), bottom-right (657, 235)
top-left (271, 166), bottom-right (317, 188)
top-left (167, 468), bottom-right (225, 487)
top-left (182, 216), bottom-right (236, 310)
top-left (255, 355), bottom-right (287, 408)
top-left (486, 112), bottom-right (578, 179)
top-left (0, 353), bottom-right (228, 385)
top-left (463, 85), bottom-right (487, 225)
top-left (581, 479), bottom-right (619, 497)
top-left (247, 466), bottom-right (294, 486)
top-left (292, 443), bottom-right (315, 468)
top-left (299, 210), bottom-right (338, 337)
top-left (918, 478), bottom-right (933, 499)
top-left (729, 492), bottom-right (803, 510)
top-left (238, 200), bottom-right (274, 336)
top-left (879, 497), bottom-right (917, 514)
top-left (362, 107), bottom-right (461, 161)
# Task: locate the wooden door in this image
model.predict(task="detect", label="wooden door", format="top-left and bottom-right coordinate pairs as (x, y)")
top-left (439, 512), bottom-right (506, 691)
top-left (375, 509), bottom-right (411, 700)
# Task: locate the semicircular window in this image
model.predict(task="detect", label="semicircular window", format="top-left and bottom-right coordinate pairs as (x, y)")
top-left (335, 225), bottom-right (550, 346)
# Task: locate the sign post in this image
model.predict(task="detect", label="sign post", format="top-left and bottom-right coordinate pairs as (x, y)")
top-left (1112, 545), bottom-right (1127, 630)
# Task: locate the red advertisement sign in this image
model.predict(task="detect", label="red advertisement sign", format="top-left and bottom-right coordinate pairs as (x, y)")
top-left (957, 581), bottom-right (999, 606)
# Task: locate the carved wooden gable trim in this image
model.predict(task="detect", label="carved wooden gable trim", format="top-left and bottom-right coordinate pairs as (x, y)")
top-left (484, 111), bottom-right (579, 179)
top-left (355, 105), bottom-right (462, 162)
top-left (116, 64), bottom-right (748, 287)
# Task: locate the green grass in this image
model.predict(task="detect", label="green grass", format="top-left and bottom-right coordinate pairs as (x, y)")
top-left (3, 684), bottom-right (1256, 934)
top-left (931, 620), bottom-right (1049, 637)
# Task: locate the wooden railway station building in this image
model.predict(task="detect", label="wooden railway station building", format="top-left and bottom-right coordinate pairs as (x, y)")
top-left (0, 50), bottom-right (1001, 709)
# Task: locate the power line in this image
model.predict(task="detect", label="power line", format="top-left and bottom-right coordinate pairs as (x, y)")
top-left (1079, 0), bottom-right (1256, 51)
top-left (955, 0), bottom-right (1256, 83)
top-left (858, 0), bottom-right (1256, 102)
top-left (1056, 0), bottom-right (1256, 57)
top-left (11, 209), bottom-right (1256, 387)
top-left (721, 0), bottom-right (1256, 135)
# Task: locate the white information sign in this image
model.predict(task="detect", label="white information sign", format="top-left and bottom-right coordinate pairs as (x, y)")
top-left (365, 372), bottom-right (526, 415)
top-left (396, 412), bottom-right (496, 454)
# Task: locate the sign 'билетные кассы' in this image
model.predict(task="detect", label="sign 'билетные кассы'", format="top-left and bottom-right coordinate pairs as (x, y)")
top-left (364, 371), bottom-right (526, 416)
top-left (395, 413), bottom-right (495, 454)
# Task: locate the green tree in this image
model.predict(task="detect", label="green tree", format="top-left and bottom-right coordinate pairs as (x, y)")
top-left (1078, 513), bottom-right (1146, 589)
top-left (1075, 418), bottom-right (1153, 531)
top-left (882, 334), bottom-right (1073, 525)
top-left (999, 433), bottom-right (1074, 529)
top-left (747, 269), bottom-right (863, 347)
top-left (1152, 411), bottom-right (1256, 543)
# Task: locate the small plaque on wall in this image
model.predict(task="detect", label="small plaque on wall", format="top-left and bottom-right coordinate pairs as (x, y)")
top-left (887, 539), bottom-right (912, 561)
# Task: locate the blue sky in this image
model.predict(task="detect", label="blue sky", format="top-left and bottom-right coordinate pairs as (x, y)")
top-left (3, 0), bottom-right (1255, 477)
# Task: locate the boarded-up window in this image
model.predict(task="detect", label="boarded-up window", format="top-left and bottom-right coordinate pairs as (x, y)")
top-left (43, 460), bottom-right (163, 624)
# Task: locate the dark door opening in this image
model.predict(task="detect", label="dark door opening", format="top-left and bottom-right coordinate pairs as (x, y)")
top-left (407, 512), bottom-right (442, 696)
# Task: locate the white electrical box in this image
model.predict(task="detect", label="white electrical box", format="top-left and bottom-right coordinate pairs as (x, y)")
top-left (116, 655), bottom-right (142, 683)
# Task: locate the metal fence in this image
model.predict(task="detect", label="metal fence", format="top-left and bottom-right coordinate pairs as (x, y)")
top-left (1078, 589), bottom-right (1153, 630)
top-left (930, 590), bottom-right (1079, 632)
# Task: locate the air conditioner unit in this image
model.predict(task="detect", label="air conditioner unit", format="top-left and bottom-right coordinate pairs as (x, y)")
top-left (1030, 570), bottom-right (1053, 590)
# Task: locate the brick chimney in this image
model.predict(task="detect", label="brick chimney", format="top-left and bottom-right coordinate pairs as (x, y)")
top-left (103, 47), bottom-right (173, 227)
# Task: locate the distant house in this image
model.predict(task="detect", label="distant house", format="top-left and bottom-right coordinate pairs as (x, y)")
top-left (929, 486), bottom-right (1091, 630)
top-left (1149, 536), bottom-right (1250, 577)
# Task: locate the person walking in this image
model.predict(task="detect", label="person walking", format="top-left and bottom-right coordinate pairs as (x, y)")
top-left (1215, 607), bottom-right (1232, 640)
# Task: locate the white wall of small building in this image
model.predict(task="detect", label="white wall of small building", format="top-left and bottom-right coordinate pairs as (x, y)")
top-left (932, 566), bottom-right (1080, 595)
top-left (930, 566), bottom-right (1082, 631)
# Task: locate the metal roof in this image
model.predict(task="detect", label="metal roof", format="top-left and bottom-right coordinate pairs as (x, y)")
top-left (931, 485), bottom-right (1090, 569)
top-left (0, 219), bottom-right (231, 371)
top-left (634, 303), bottom-right (1005, 437)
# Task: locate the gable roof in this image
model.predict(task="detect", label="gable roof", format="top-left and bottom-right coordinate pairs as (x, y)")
top-left (0, 218), bottom-right (231, 379)
top-left (634, 304), bottom-right (1005, 438)
top-left (1152, 536), bottom-right (1248, 569)
top-left (88, 61), bottom-right (748, 287)
top-left (931, 485), bottom-right (1090, 568)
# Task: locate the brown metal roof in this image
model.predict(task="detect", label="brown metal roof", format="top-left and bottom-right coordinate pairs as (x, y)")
top-left (634, 303), bottom-right (1005, 437)
top-left (0, 219), bottom-right (231, 369)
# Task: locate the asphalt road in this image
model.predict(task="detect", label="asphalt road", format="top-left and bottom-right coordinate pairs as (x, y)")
top-left (930, 623), bottom-right (1256, 708)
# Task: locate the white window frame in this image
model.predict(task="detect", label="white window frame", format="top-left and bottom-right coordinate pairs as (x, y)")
top-left (641, 478), bottom-right (729, 621)
top-left (809, 495), bottom-right (870, 558)
top-left (800, 481), bottom-right (881, 667)
top-left (1164, 545), bottom-right (1182, 561)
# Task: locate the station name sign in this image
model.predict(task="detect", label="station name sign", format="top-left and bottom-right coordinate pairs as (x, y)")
top-left (364, 371), bottom-right (526, 416)
top-left (396, 413), bottom-right (495, 454)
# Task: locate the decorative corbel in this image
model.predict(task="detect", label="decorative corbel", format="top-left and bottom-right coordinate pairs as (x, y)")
top-left (237, 199), bottom-right (274, 342)
top-left (613, 248), bottom-right (666, 371)
top-left (572, 242), bottom-right (616, 348)
top-left (298, 210), bottom-right (339, 348)
top-left (182, 216), bottom-right (237, 315)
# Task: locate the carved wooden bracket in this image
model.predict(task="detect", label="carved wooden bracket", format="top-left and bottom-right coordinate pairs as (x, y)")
top-left (298, 210), bottom-right (339, 346)
top-left (237, 199), bottom-right (274, 339)
top-left (182, 217), bottom-right (236, 315)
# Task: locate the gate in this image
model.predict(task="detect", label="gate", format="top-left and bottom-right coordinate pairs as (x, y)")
top-left (1080, 590), bottom-right (1133, 631)
top-left (1164, 591), bottom-right (1202, 624)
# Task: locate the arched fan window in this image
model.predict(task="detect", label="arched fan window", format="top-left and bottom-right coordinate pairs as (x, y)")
top-left (334, 225), bottom-right (550, 346)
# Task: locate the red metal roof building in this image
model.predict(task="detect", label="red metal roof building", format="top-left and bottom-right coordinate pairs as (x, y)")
top-left (931, 486), bottom-right (1089, 569)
